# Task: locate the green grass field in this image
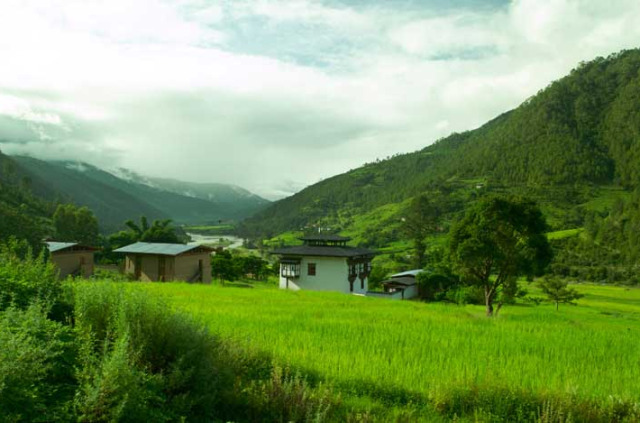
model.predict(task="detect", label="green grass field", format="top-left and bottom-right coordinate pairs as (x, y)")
top-left (137, 282), bottom-right (640, 420)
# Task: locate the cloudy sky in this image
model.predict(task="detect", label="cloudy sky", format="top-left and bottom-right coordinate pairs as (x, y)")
top-left (0, 0), bottom-right (639, 199)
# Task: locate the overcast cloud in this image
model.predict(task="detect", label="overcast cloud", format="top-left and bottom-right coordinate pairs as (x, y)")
top-left (0, 0), bottom-right (639, 199)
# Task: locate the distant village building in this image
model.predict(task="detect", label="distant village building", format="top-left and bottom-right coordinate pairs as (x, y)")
top-left (114, 242), bottom-right (213, 283)
top-left (273, 235), bottom-right (375, 295)
top-left (380, 270), bottom-right (421, 300)
top-left (46, 241), bottom-right (97, 279)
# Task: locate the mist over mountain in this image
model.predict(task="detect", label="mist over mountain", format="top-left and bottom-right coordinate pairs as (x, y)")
top-left (9, 155), bottom-right (269, 232)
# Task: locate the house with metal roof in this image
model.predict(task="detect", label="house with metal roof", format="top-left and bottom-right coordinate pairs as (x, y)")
top-left (272, 235), bottom-right (375, 295)
top-left (376, 269), bottom-right (422, 300)
top-left (46, 241), bottom-right (98, 279)
top-left (114, 242), bottom-right (213, 283)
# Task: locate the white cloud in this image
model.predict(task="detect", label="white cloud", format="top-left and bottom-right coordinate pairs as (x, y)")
top-left (0, 0), bottom-right (639, 199)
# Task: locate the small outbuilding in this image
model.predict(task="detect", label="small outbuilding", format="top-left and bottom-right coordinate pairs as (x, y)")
top-left (369, 269), bottom-right (421, 300)
top-left (114, 242), bottom-right (213, 283)
top-left (46, 241), bottom-right (97, 279)
top-left (272, 234), bottom-right (375, 295)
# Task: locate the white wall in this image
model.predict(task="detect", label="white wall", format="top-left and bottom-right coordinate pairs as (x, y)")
top-left (279, 256), bottom-right (368, 295)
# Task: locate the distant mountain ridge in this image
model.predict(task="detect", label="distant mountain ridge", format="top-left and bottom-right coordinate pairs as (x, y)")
top-left (10, 156), bottom-right (269, 233)
top-left (241, 49), bottom-right (640, 241)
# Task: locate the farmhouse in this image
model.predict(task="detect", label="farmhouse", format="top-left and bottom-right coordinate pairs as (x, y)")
top-left (272, 234), bottom-right (375, 294)
top-left (46, 241), bottom-right (97, 279)
top-left (379, 270), bottom-right (421, 300)
top-left (114, 242), bottom-right (213, 283)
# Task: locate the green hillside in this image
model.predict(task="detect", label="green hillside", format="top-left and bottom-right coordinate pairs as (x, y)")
top-left (241, 50), bottom-right (640, 277)
top-left (10, 157), bottom-right (269, 232)
top-left (0, 151), bottom-right (53, 247)
top-left (243, 50), bottom-right (640, 239)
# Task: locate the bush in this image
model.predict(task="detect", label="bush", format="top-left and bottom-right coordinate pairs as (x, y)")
top-left (73, 283), bottom-right (234, 421)
top-left (0, 305), bottom-right (76, 422)
top-left (0, 238), bottom-right (62, 312)
top-left (243, 366), bottom-right (336, 423)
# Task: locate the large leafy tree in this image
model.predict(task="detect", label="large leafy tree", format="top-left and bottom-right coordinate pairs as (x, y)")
top-left (53, 204), bottom-right (100, 246)
top-left (401, 194), bottom-right (441, 268)
top-left (449, 196), bottom-right (552, 316)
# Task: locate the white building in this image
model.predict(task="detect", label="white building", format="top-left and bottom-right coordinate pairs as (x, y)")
top-left (379, 269), bottom-right (421, 300)
top-left (273, 235), bottom-right (375, 295)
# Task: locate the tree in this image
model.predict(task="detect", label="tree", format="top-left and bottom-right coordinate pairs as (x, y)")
top-left (401, 195), bottom-right (440, 268)
top-left (53, 204), bottom-right (99, 245)
top-left (538, 276), bottom-right (584, 310)
top-left (122, 217), bottom-right (179, 244)
top-left (449, 196), bottom-right (552, 316)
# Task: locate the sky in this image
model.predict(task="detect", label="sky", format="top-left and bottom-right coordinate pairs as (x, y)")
top-left (0, 0), bottom-right (640, 200)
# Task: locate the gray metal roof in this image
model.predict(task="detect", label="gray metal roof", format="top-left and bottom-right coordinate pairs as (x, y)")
top-left (381, 278), bottom-right (417, 287)
top-left (391, 269), bottom-right (424, 278)
top-left (46, 242), bottom-right (78, 253)
top-left (113, 242), bottom-right (209, 256)
top-left (272, 245), bottom-right (375, 258)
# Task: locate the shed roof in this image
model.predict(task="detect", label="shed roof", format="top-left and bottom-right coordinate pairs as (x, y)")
top-left (382, 278), bottom-right (417, 287)
top-left (272, 245), bottom-right (374, 258)
top-left (113, 242), bottom-right (212, 256)
top-left (391, 269), bottom-right (423, 278)
top-left (46, 241), bottom-right (98, 253)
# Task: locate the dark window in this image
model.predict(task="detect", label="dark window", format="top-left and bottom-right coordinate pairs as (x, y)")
top-left (307, 263), bottom-right (316, 276)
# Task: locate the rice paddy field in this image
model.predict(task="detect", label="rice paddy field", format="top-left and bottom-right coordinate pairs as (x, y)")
top-left (140, 282), bottom-right (640, 421)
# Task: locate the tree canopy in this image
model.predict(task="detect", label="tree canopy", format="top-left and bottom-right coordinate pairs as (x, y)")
top-left (53, 204), bottom-right (100, 245)
top-left (449, 196), bottom-right (552, 316)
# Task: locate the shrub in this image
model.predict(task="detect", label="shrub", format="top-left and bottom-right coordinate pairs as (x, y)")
top-left (243, 366), bottom-right (337, 423)
top-left (0, 305), bottom-right (76, 422)
top-left (0, 238), bottom-right (62, 312)
top-left (73, 283), bottom-right (234, 421)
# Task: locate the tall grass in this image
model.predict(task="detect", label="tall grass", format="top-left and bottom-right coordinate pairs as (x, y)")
top-left (143, 283), bottom-right (640, 421)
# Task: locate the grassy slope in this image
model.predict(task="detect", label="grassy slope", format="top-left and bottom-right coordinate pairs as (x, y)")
top-left (140, 282), bottom-right (640, 418)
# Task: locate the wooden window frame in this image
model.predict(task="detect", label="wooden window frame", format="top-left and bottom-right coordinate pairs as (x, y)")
top-left (307, 263), bottom-right (317, 276)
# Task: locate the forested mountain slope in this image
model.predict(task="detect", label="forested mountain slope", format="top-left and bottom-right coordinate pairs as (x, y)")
top-left (11, 157), bottom-right (269, 233)
top-left (0, 151), bottom-right (53, 247)
top-left (241, 49), bottom-right (640, 239)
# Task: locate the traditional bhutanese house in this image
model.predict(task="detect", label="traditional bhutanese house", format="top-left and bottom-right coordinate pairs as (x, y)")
top-left (46, 241), bottom-right (97, 279)
top-left (379, 269), bottom-right (421, 300)
top-left (114, 242), bottom-right (213, 283)
top-left (272, 235), bottom-right (375, 295)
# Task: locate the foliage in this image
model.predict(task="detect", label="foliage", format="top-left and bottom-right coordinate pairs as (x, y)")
top-left (0, 305), bottom-right (76, 422)
top-left (401, 194), bottom-right (441, 268)
top-left (243, 366), bottom-right (335, 423)
top-left (0, 239), bottom-right (62, 312)
top-left (538, 276), bottom-right (584, 310)
top-left (449, 196), bottom-right (552, 316)
top-left (53, 204), bottom-right (100, 245)
top-left (106, 216), bottom-right (183, 256)
top-left (211, 249), bottom-right (272, 282)
top-left (73, 283), bottom-right (234, 421)
top-left (0, 151), bottom-right (51, 250)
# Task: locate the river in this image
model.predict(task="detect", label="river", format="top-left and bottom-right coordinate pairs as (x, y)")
top-left (187, 233), bottom-right (244, 249)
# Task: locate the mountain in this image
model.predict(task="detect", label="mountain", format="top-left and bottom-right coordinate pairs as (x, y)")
top-left (241, 49), bottom-right (640, 244)
top-left (145, 177), bottom-right (270, 217)
top-left (0, 151), bottom-right (53, 248)
top-left (10, 157), bottom-right (269, 233)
